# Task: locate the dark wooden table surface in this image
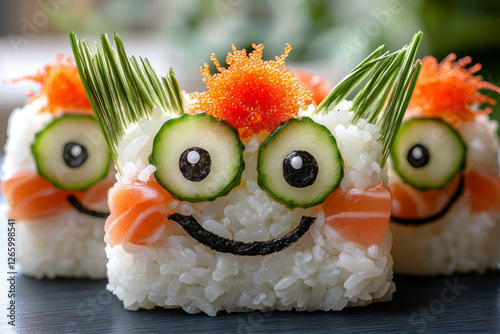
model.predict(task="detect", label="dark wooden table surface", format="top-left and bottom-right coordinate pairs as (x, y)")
top-left (2, 270), bottom-right (499, 333)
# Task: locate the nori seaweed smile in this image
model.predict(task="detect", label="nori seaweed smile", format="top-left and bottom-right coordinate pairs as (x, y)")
top-left (390, 175), bottom-right (464, 225)
top-left (169, 214), bottom-right (315, 256)
top-left (67, 195), bottom-right (110, 218)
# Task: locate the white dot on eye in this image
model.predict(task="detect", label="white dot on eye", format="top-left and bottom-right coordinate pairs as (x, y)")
top-left (187, 150), bottom-right (200, 164)
top-left (71, 145), bottom-right (82, 157)
top-left (412, 146), bottom-right (423, 160)
top-left (291, 156), bottom-right (303, 170)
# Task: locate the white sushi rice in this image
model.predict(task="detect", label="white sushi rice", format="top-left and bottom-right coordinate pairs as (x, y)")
top-left (390, 115), bottom-right (500, 275)
top-left (2, 100), bottom-right (111, 279)
top-left (2, 99), bottom-right (52, 178)
top-left (17, 212), bottom-right (107, 279)
top-left (459, 115), bottom-right (499, 175)
top-left (391, 192), bottom-right (500, 275)
top-left (305, 101), bottom-right (388, 191)
top-left (107, 101), bottom-right (395, 315)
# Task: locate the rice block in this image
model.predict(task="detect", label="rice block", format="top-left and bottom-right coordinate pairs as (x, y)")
top-left (71, 33), bottom-right (422, 315)
top-left (0, 56), bottom-right (114, 279)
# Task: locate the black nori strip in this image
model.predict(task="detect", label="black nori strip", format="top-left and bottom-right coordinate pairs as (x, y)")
top-left (63, 142), bottom-right (89, 168)
top-left (67, 195), bottom-right (110, 218)
top-left (391, 175), bottom-right (464, 226)
top-left (406, 143), bottom-right (430, 168)
top-left (169, 213), bottom-right (315, 256)
top-left (283, 150), bottom-right (318, 188)
top-left (179, 147), bottom-right (211, 182)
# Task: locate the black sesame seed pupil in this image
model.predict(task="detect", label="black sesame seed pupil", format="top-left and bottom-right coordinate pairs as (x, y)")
top-left (407, 143), bottom-right (430, 168)
top-left (63, 142), bottom-right (88, 168)
top-left (283, 150), bottom-right (318, 188)
top-left (179, 147), bottom-right (211, 182)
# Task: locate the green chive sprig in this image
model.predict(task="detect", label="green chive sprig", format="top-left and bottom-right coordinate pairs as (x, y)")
top-left (313, 32), bottom-right (422, 167)
top-left (70, 32), bottom-right (184, 169)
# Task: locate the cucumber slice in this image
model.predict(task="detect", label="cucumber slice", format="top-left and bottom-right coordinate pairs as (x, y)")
top-left (32, 114), bottom-right (111, 191)
top-left (257, 117), bottom-right (343, 208)
top-left (150, 113), bottom-right (244, 202)
top-left (390, 117), bottom-right (466, 190)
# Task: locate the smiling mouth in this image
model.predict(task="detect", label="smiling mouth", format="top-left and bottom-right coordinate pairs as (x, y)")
top-left (67, 195), bottom-right (110, 218)
top-left (390, 175), bottom-right (464, 225)
top-left (168, 213), bottom-right (315, 256)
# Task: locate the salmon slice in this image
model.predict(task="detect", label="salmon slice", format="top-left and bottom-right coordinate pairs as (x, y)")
top-left (72, 177), bottom-right (115, 208)
top-left (322, 181), bottom-right (392, 247)
top-left (1, 171), bottom-right (111, 220)
top-left (105, 181), bottom-right (174, 246)
top-left (290, 69), bottom-right (332, 105)
top-left (390, 171), bottom-right (500, 222)
top-left (464, 171), bottom-right (500, 214)
top-left (390, 174), bottom-right (462, 220)
top-left (2, 172), bottom-right (72, 220)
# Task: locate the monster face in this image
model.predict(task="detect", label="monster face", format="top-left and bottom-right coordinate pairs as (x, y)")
top-left (2, 56), bottom-right (112, 221)
top-left (71, 32), bottom-right (421, 314)
top-left (1, 56), bottom-right (113, 278)
top-left (388, 54), bottom-right (500, 275)
top-left (99, 43), bottom-right (400, 253)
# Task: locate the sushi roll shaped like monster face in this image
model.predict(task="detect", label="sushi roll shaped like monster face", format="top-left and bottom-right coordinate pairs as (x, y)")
top-left (71, 32), bottom-right (422, 315)
top-left (389, 55), bottom-right (500, 275)
top-left (0, 56), bottom-right (113, 279)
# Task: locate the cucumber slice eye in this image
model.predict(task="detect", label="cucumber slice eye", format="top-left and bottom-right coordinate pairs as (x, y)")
top-left (390, 117), bottom-right (467, 190)
top-left (150, 113), bottom-right (245, 202)
top-left (31, 114), bottom-right (111, 191)
top-left (257, 117), bottom-right (343, 208)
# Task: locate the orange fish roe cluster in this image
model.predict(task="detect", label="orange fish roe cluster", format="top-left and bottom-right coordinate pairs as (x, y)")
top-left (10, 55), bottom-right (92, 115)
top-left (190, 44), bottom-right (314, 137)
top-left (409, 54), bottom-right (500, 125)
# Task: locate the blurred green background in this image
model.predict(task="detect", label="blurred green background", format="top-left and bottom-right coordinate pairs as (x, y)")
top-left (1, 0), bottom-right (500, 153)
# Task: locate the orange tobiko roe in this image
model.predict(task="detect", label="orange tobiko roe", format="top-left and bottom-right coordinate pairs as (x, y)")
top-left (190, 44), bottom-right (315, 137)
top-left (8, 55), bottom-right (92, 116)
top-left (408, 54), bottom-right (500, 126)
